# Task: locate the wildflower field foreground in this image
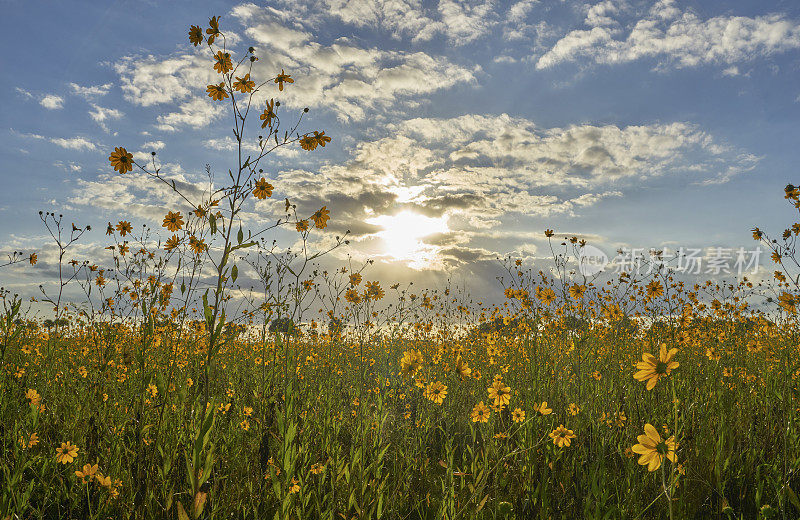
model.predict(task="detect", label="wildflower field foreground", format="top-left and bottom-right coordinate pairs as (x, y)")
top-left (3, 261), bottom-right (800, 519)
top-left (4, 14), bottom-right (800, 520)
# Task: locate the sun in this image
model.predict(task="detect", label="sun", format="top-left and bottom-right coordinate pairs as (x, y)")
top-left (366, 211), bottom-right (449, 268)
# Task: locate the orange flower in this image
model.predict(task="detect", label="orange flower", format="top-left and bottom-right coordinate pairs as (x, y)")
top-left (164, 235), bottom-right (180, 252)
top-left (206, 83), bottom-right (229, 101)
top-left (75, 463), bottom-right (99, 483)
top-left (233, 73), bottom-right (255, 93)
top-left (549, 425), bottom-right (576, 448)
top-left (300, 134), bottom-right (317, 151)
top-left (312, 206), bottom-right (330, 229)
top-left (109, 147), bottom-right (133, 173)
top-left (56, 442), bottom-right (79, 464)
top-left (313, 131), bottom-right (331, 148)
top-left (116, 220), bottom-right (132, 236)
top-left (253, 178), bottom-right (274, 199)
top-left (213, 51), bottom-right (233, 74)
top-left (275, 69), bottom-right (293, 91)
top-left (633, 344), bottom-right (679, 390)
top-left (471, 401), bottom-right (491, 423)
top-left (260, 99), bottom-right (277, 128)
top-left (188, 236), bottom-right (206, 255)
top-left (296, 220), bottom-right (309, 232)
top-left (206, 16), bottom-right (221, 45)
top-left (189, 25), bottom-right (203, 46)
top-left (162, 211), bottom-right (184, 232)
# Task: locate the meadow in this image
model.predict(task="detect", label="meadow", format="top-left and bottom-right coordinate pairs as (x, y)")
top-left (3, 15), bottom-right (800, 520)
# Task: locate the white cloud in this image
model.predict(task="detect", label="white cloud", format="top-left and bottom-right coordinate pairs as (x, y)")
top-left (283, 0), bottom-right (445, 42)
top-left (722, 66), bottom-right (739, 76)
top-left (14, 131), bottom-right (97, 152)
top-left (49, 137), bottom-right (96, 151)
top-left (114, 4), bottom-right (477, 126)
top-left (503, 0), bottom-right (540, 41)
top-left (15, 87), bottom-right (34, 100)
top-left (156, 98), bottom-right (224, 132)
top-left (268, 114), bottom-right (750, 255)
top-left (40, 94), bottom-right (64, 110)
top-left (69, 83), bottom-right (113, 99)
top-left (89, 104), bottom-right (124, 131)
top-left (142, 140), bottom-right (165, 151)
top-left (438, 0), bottom-right (497, 45)
top-left (53, 161), bottom-right (82, 172)
top-left (537, 0), bottom-right (800, 70)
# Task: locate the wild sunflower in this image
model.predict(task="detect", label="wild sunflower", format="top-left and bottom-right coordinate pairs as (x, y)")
top-left (778, 291), bottom-right (797, 314)
top-left (253, 178), bottom-right (274, 199)
top-left (56, 442), bottom-right (79, 464)
top-left (312, 206), bottom-right (330, 229)
top-left (312, 130), bottom-right (331, 148)
top-left (162, 211), bottom-right (184, 232)
top-left (400, 350), bottom-right (423, 376)
top-left (275, 69), bottom-right (293, 91)
top-left (206, 16), bottom-right (220, 44)
top-left (455, 354), bottom-right (471, 379)
top-left (25, 388), bottom-right (41, 406)
top-left (109, 147), bottom-right (134, 173)
top-left (538, 287), bottom-right (556, 305)
top-left (512, 408), bottom-right (525, 423)
top-left (646, 280), bottom-right (664, 299)
top-left (633, 343), bottom-right (679, 390)
top-left (206, 83), bottom-right (229, 101)
top-left (300, 134), bottom-right (318, 151)
top-left (569, 284), bottom-right (586, 300)
top-left (366, 281), bottom-right (384, 300)
top-left (631, 423), bottom-right (676, 472)
top-left (75, 463), bottom-right (99, 483)
top-left (116, 220), bottom-right (132, 236)
top-left (96, 473), bottom-right (113, 488)
top-left (349, 273), bottom-right (362, 286)
top-left (471, 401), bottom-right (491, 423)
top-left (164, 235), bottom-right (180, 252)
top-left (534, 401), bottom-right (552, 415)
top-left (233, 73), bottom-right (255, 93)
top-left (424, 381), bottom-right (447, 405)
top-left (487, 380), bottom-right (511, 408)
top-left (549, 425), bottom-right (576, 448)
top-left (188, 236), bottom-right (206, 256)
top-left (189, 25), bottom-right (203, 46)
top-left (345, 288), bottom-right (361, 304)
top-left (296, 220), bottom-right (309, 232)
top-left (29, 253), bottom-right (37, 265)
top-left (260, 99), bottom-right (277, 128)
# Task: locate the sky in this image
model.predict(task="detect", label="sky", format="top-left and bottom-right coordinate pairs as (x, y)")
top-left (2, 0), bottom-right (800, 304)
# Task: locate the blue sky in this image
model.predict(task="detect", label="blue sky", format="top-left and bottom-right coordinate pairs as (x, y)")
top-left (3, 0), bottom-right (800, 298)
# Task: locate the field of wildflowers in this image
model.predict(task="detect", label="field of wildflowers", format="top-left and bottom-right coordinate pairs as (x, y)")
top-left (3, 16), bottom-right (800, 520)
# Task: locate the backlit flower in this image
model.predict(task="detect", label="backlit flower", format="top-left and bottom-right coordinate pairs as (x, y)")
top-left (631, 423), bottom-right (676, 472)
top-left (56, 442), bottom-right (79, 464)
top-left (633, 344), bottom-right (679, 390)
top-left (549, 425), bottom-right (576, 448)
top-left (109, 147), bottom-right (133, 173)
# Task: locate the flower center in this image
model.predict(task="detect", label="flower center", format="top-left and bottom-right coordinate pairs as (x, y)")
top-left (656, 440), bottom-right (669, 455)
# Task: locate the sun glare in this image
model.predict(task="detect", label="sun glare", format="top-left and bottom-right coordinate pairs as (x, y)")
top-left (366, 211), bottom-right (449, 268)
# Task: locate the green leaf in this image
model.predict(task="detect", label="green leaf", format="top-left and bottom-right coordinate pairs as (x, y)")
top-left (177, 501), bottom-right (190, 520)
top-left (231, 264), bottom-right (238, 283)
top-left (787, 486), bottom-right (800, 511)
